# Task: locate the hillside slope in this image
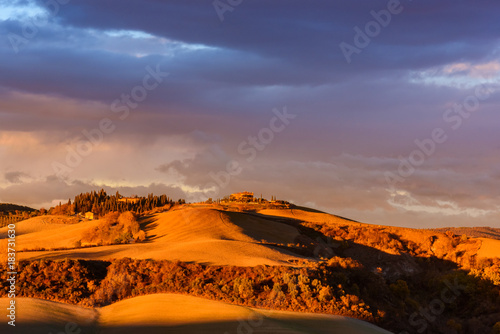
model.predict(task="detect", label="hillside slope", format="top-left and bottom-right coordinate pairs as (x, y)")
top-left (0, 295), bottom-right (392, 334)
top-left (15, 208), bottom-right (306, 266)
top-left (0, 297), bottom-right (97, 333)
top-left (7, 206), bottom-right (500, 269)
top-left (0, 215), bottom-right (95, 250)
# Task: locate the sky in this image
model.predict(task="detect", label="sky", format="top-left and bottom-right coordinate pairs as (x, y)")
top-left (0, 0), bottom-right (499, 228)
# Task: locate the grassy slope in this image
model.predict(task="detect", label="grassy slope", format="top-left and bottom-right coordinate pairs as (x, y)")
top-left (0, 215), bottom-right (98, 250)
top-left (14, 208), bottom-right (306, 266)
top-left (0, 297), bottom-right (97, 333)
top-left (5, 207), bottom-right (499, 266)
top-left (257, 208), bottom-right (362, 226)
top-left (477, 237), bottom-right (500, 259)
top-left (0, 294), bottom-right (392, 334)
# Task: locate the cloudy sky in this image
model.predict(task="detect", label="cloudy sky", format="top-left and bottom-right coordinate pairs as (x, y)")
top-left (1, 0), bottom-right (499, 228)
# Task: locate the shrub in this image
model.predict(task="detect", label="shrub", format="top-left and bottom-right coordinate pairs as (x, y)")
top-left (389, 280), bottom-right (410, 299)
top-left (81, 211), bottom-right (145, 246)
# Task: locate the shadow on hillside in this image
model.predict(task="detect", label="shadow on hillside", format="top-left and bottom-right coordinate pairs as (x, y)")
top-left (139, 214), bottom-right (160, 242)
top-left (292, 205), bottom-right (327, 213)
top-left (3, 317), bottom-right (390, 334)
top-left (244, 210), bottom-right (460, 278)
top-left (246, 211), bottom-right (500, 333)
top-left (291, 206), bottom-right (361, 223)
top-left (0, 324), bottom-right (98, 334)
top-left (23, 248), bottom-right (126, 261)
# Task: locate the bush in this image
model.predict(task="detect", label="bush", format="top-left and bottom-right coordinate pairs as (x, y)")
top-left (390, 280), bottom-right (410, 299)
top-left (81, 211), bottom-right (145, 246)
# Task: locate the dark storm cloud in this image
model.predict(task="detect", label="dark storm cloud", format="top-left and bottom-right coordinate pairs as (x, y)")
top-left (2, 1), bottom-right (499, 119)
top-left (1, 0), bottom-right (499, 227)
top-left (4, 171), bottom-right (28, 184)
top-left (32, 0), bottom-right (500, 68)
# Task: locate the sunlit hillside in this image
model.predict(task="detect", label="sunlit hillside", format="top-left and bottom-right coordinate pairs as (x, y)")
top-left (0, 295), bottom-right (392, 334)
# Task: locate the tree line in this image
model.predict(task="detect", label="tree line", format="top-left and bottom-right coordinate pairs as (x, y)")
top-left (49, 189), bottom-right (184, 218)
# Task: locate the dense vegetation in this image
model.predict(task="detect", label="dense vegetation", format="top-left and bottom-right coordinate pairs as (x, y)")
top-left (1, 255), bottom-right (499, 334)
top-left (0, 259), bottom-right (374, 318)
top-left (295, 221), bottom-right (500, 333)
top-left (81, 211), bottom-right (146, 246)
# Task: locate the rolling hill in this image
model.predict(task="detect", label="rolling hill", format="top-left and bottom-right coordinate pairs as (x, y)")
top-left (1, 202), bottom-right (499, 333)
top-left (2, 205), bottom-right (498, 269)
top-left (0, 294), bottom-right (392, 334)
top-left (6, 208), bottom-right (307, 266)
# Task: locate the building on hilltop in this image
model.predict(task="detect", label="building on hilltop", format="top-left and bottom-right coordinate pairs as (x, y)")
top-left (229, 192), bottom-right (254, 202)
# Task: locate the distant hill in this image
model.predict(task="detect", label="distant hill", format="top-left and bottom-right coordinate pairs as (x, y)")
top-left (431, 226), bottom-right (500, 240)
top-left (0, 203), bottom-right (35, 213)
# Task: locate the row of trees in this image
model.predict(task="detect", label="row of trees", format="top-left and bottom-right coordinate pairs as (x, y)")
top-left (74, 190), bottom-right (181, 217)
top-left (0, 214), bottom-right (27, 228)
top-left (46, 189), bottom-right (184, 218)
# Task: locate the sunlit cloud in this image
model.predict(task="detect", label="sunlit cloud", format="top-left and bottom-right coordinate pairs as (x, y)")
top-left (0, 0), bottom-right (46, 21)
top-left (409, 61), bottom-right (500, 89)
top-left (83, 28), bottom-right (219, 57)
top-left (104, 29), bottom-right (156, 39)
top-left (387, 189), bottom-right (497, 218)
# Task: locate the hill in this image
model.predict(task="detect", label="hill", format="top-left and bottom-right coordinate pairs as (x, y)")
top-left (10, 208), bottom-right (307, 266)
top-left (6, 205), bottom-right (500, 269)
top-left (0, 297), bottom-right (97, 333)
top-left (0, 203), bottom-right (35, 213)
top-left (0, 294), bottom-right (391, 334)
